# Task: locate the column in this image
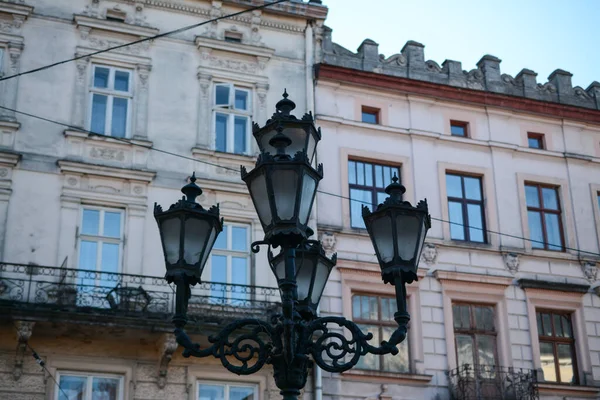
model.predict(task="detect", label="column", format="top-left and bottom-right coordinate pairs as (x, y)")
top-left (125, 205), bottom-right (146, 275)
top-left (196, 72), bottom-right (212, 148)
top-left (134, 64), bottom-right (151, 139)
top-left (0, 43), bottom-right (23, 121)
top-left (72, 57), bottom-right (90, 128)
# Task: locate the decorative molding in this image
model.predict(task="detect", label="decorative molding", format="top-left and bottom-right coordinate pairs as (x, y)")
top-left (420, 242), bottom-right (437, 265)
top-left (434, 270), bottom-right (513, 286)
top-left (502, 252), bottom-right (520, 274)
top-left (74, 14), bottom-right (159, 38)
top-left (156, 334), bottom-right (178, 389)
top-left (0, 120), bottom-right (20, 149)
top-left (517, 278), bottom-right (590, 294)
top-left (13, 320), bottom-right (35, 380)
top-left (581, 261), bottom-right (598, 283)
top-left (319, 231), bottom-right (336, 258)
top-left (195, 35), bottom-right (275, 60)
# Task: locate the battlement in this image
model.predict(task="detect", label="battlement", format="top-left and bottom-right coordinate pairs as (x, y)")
top-left (320, 27), bottom-right (600, 111)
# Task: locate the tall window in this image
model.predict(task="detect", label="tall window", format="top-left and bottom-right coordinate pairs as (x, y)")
top-left (525, 184), bottom-right (564, 251)
top-left (446, 174), bottom-right (486, 243)
top-left (348, 160), bottom-right (399, 229)
top-left (536, 311), bottom-right (577, 384)
top-left (210, 223), bottom-right (250, 302)
top-left (90, 65), bottom-right (132, 138)
top-left (57, 372), bottom-right (123, 400)
top-left (352, 294), bottom-right (409, 372)
top-left (78, 208), bottom-right (124, 287)
top-left (214, 83), bottom-right (252, 154)
top-left (452, 304), bottom-right (497, 370)
top-left (198, 382), bottom-right (256, 400)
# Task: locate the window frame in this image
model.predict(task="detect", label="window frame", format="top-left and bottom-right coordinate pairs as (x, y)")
top-left (451, 302), bottom-right (499, 369)
top-left (348, 158), bottom-right (400, 229)
top-left (450, 120), bottom-right (469, 137)
top-left (212, 82), bottom-right (253, 155)
top-left (446, 173), bottom-right (487, 243)
top-left (527, 132), bottom-right (546, 149)
top-left (55, 371), bottom-right (125, 400)
top-left (77, 206), bottom-right (125, 277)
top-left (525, 183), bottom-right (565, 252)
top-left (361, 106), bottom-right (380, 124)
top-left (197, 380), bottom-right (258, 400)
top-left (536, 309), bottom-right (579, 384)
top-left (0, 47), bottom-right (5, 77)
top-left (351, 292), bottom-right (411, 373)
top-left (88, 64), bottom-right (134, 138)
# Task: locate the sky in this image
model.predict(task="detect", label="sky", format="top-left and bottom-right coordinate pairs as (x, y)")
top-left (323, 0), bottom-right (598, 89)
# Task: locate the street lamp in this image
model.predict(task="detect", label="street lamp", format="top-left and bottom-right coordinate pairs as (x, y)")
top-left (154, 92), bottom-right (431, 400)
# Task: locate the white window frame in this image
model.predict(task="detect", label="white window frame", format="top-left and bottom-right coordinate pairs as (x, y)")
top-left (55, 371), bottom-right (125, 400)
top-left (197, 380), bottom-right (258, 400)
top-left (208, 222), bottom-right (251, 299)
top-left (88, 64), bottom-right (134, 137)
top-left (212, 82), bottom-right (252, 155)
top-left (77, 206), bottom-right (125, 277)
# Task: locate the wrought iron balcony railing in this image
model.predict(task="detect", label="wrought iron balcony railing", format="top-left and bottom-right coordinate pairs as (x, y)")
top-left (0, 262), bottom-right (281, 324)
top-left (448, 364), bottom-right (539, 400)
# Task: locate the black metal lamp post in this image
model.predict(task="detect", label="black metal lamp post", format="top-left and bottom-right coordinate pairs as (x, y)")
top-left (154, 92), bottom-right (431, 400)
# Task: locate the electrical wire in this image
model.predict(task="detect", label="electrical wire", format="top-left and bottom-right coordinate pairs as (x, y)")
top-left (0, 0), bottom-right (290, 83)
top-left (1, 103), bottom-right (599, 259)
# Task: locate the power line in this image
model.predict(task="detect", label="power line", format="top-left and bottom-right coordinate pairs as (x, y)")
top-left (0, 0), bottom-right (290, 83)
top-left (1, 103), bottom-right (599, 259)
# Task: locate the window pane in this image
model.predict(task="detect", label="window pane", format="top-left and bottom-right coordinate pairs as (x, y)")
top-left (525, 185), bottom-right (540, 208)
top-left (477, 335), bottom-right (497, 367)
top-left (199, 384), bottom-right (225, 400)
top-left (215, 85), bottom-right (230, 106)
top-left (350, 189), bottom-right (370, 229)
top-left (348, 161), bottom-right (356, 185)
top-left (101, 243), bottom-right (120, 274)
top-left (210, 255), bottom-right (227, 299)
top-left (369, 296), bottom-right (378, 320)
top-left (215, 113), bottom-right (228, 152)
top-left (597, 194), bottom-right (600, 213)
top-left (527, 211), bottom-right (544, 249)
top-left (103, 212), bottom-right (121, 238)
top-left (214, 225), bottom-right (227, 250)
top-left (94, 67), bottom-right (110, 88)
top-left (541, 313), bottom-right (552, 336)
top-left (111, 97), bottom-right (128, 138)
top-left (356, 162), bottom-right (365, 185)
top-left (234, 116), bottom-right (247, 154)
top-left (540, 342), bottom-right (557, 382)
top-left (381, 298), bottom-right (390, 321)
top-left (446, 175), bottom-right (463, 198)
top-left (352, 296), bottom-right (361, 319)
top-left (536, 312), bottom-right (543, 335)
top-left (467, 204), bottom-right (485, 243)
top-left (542, 188), bottom-right (558, 210)
top-left (235, 90), bottom-right (248, 110)
top-left (361, 111), bottom-right (377, 124)
top-left (562, 315), bottom-right (572, 338)
top-left (356, 324), bottom-right (379, 370)
top-left (453, 304), bottom-right (470, 329)
top-left (59, 375), bottom-right (87, 400)
top-left (375, 165), bottom-right (383, 188)
top-left (232, 257), bottom-right (247, 287)
top-left (114, 70), bottom-right (130, 92)
top-left (82, 209), bottom-right (100, 235)
top-left (231, 227), bottom-right (247, 252)
top-left (528, 137), bottom-right (541, 149)
top-left (79, 240), bottom-right (98, 271)
top-left (448, 201), bottom-right (465, 240)
top-left (557, 344), bottom-right (575, 383)
top-left (360, 296), bottom-right (370, 320)
top-left (364, 163), bottom-right (373, 186)
top-left (383, 166), bottom-right (393, 187)
top-left (456, 334), bottom-right (474, 367)
top-left (91, 94), bottom-right (108, 134)
top-left (383, 326), bottom-right (409, 372)
top-left (474, 306), bottom-right (494, 331)
top-left (230, 386), bottom-right (254, 400)
top-left (376, 191), bottom-right (387, 205)
top-left (464, 177), bottom-right (482, 200)
top-left (545, 213), bottom-right (563, 251)
top-left (92, 377), bottom-right (120, 400)
top-left (451, 124), bottom-right (466, 136)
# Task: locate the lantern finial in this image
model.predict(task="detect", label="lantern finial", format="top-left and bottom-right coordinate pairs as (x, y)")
top-left (181, 172), bottom-right (203, 203)
top-left (384, 173), bottom-right (406, 203)
top-left (276, 89), bottom-right (296, 116)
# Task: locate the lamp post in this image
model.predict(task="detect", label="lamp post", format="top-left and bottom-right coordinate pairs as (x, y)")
top-left (154, 91), bottom-right (431, 400)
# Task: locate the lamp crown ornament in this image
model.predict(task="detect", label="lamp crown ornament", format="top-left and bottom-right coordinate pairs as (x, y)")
top-left (276, 89), bottom-right (296, 116)
top-left (181, 172), bottom-right (202, 203)
top-left (385, 173), bottom-right (406, 200)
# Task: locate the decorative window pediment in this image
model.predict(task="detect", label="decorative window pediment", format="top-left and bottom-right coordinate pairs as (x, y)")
top-left (0, 2), bottom-right (32, 38)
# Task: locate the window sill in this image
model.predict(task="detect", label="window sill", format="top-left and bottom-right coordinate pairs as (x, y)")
top-left (538, 383), bottom-right (600, 397)
top-left (341, 369), bottom-right (432, 385)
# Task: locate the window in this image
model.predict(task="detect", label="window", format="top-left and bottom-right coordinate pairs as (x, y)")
top-left (525, 184), bottom-right (564, 251)
top-left (527, 132), bottom-right (545, 149)
top-left (77, 208), bottom-right (124, 287)
top-left (224, 31), bottom-right (243, 43)
top-left (105, 8), bottom-right (127, 22)
top-left (348, 160), bottom-right (400, 229)
top-left (446, 174), bottom-right (486, 243)
top-left (210, 223), bottom-right (250, 302)
top-left (536, 310), bottom-right (577, 384)
top-left (0, 47), bottom-right (4, 76)
top-left (352, 294), bottom-right (409, 372)
top-left (57, 372), bottom-right (123, 400)
top-left (214, 83), bottom-right (252, 154)
top-left (198, 382), bottom-right (256, 400)
top-left (450, 120), bottom-right (469, 137)
top-left (89, 65), bottom-right (133, 138)
top-left (361, 106), bottom-right (379, 124)
top-left (452, 304), bottom-right (497, 370)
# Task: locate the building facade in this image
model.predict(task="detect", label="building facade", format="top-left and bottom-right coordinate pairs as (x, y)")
top-left (314, 29), bottom-right (600, 400)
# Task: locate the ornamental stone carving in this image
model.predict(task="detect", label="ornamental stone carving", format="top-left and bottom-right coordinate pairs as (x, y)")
top-left (250, 10), bottom-right (263, 46)
top-left (582, 261), bottom-right (598, 282)
top-left (209, 57), bottom-right (258, 74)
top-left (90, 147), bottom-right (126, 162)
top-left (13, 321), bottom-right (35, 380)
top-left (157, 334), bottom-right (178, 388)
top-left (320, 232), bottom-right (336, 258)
top-left (420, 243), bottom-right (437, 265)
top-left (503, 252), bottom-right (520, 274)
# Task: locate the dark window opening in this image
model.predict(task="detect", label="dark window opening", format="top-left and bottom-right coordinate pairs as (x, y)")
top-left (361, 107), bottom-right (380, 124)
top-left (450, 120), bottom-right (469, 137)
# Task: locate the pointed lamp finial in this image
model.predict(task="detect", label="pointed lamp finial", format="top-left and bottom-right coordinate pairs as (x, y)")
top-left (385, 173), bottom-right (406, 201)
top-left (276, 89), bottom-right (296, 116)
top-left (181, 172), bottom-right (203, 203)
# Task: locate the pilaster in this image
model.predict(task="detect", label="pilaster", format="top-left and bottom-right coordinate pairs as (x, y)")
top-left (0, 42), bottom-right (23, 122)
top-left (196, 72), bottom-right (213, 148)
top-left (72, 57), bottom-right (91, 128)
top-left (134, 64), bottom-right (151, 139)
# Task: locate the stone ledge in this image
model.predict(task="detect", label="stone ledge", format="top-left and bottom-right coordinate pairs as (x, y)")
top-left (340, 369), bottom-right (432, 385)
top-left (538, 383), bottom-right (600, 398)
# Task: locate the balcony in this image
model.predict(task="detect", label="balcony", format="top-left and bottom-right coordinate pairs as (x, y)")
top-left (0, 262), bottom-right (281, 330)
top-left (448, 364), bottom-right (539, 400)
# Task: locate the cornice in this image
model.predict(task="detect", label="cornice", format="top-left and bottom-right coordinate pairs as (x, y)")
top-left (434, 270), bottom-right (513, 286)
top-left (0, 149), bottom-right (20, 167)
top-left (74, 14), bottom-right (159, 38)
top-left (0, 2), bottom-right (33, 17)
top-left (57, 159), bottom-right (156, 183)
top-left (195, 35), bottom-right (275, 59)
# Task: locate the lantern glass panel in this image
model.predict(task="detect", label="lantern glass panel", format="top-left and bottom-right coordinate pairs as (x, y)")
top-left (371, 214), bottom-right (394, 263)
top-left (307, 132), bottom-right (317, 163)
top-left (272, 169), bottom-right (299, 220)
top-left (271, 253), bottom-right (285, 281)
top-left (261, 126), bottom-right (309, 159)
top-left (201, 225), bottom-right (219, 271)
top-left (249, 172), bottom-right (272, 227)
top-left (296, 255), bottom-right (317, 301)
top-left (299, 174), bottom-right (317, 224)
top-left (161, 217), bottom-right (181, 264)
top-left (415, 219), bottom-right (427, 265)
top-left (395, 214), bottom-right (421, 261)
top-left (311, 260), bottom-right (332, 304)
top-left (183, 218), bottom-right (212, 264)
